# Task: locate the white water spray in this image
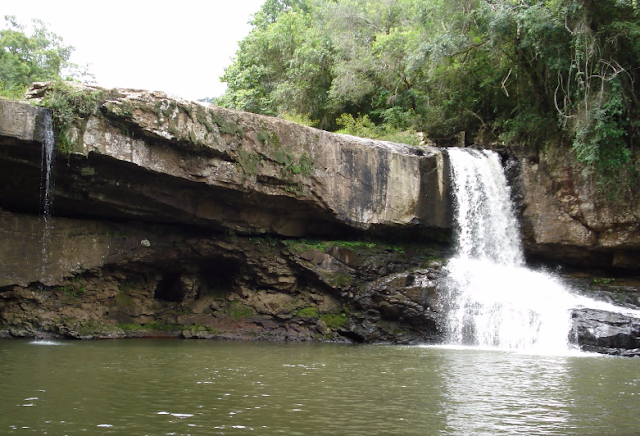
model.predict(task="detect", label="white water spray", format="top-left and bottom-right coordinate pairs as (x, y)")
top-left (444, 148), bottom-right (639, 353)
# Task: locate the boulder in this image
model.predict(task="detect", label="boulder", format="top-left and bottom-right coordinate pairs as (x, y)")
top-left (571, 308), bottom-right (640, 356)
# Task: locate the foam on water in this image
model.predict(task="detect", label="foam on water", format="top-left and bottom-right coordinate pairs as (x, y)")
top-left (30, 340), bottom-right (68, 346)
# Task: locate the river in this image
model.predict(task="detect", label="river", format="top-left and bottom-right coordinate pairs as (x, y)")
top-left (1, 339), bottom-right (638, 435)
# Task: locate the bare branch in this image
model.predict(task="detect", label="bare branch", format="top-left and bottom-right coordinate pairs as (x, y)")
top-left (502, 68), bottom-right (512, 97)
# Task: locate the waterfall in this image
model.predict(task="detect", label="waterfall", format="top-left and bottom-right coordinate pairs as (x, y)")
top-left (39, 110), bottom-right (56, 283)
top-left (443, 148), bottom-right (636, 353)
top-left (447, 149), bottom-right (523, 267)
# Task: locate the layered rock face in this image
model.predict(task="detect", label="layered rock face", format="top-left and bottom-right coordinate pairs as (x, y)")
top-left (518, 146), bottom-right (640, 269)
top-left (0, 208), bottom-right (445, 342)
top-left (0, 84), bottom-right (450, 343)
top-left (1, 84), bottom-right (450, 240)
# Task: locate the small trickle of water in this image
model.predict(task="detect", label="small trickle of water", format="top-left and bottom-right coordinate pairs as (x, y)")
top-left (443, 147), bottom-right (638, 353)
top-left (39, 111), bottom-right (56, 284)
top-left (40, 111), bottom-right (56, 220)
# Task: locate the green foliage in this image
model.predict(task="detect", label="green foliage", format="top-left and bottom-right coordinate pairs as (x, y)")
top-left (0, 81), bottom-right (27, 100)
top-left (212, 112), bottom-right (244, 137)
top-left (326, 272), bottom-right (353, 288)
top-left (572, 80), bottom-right (633, 191)
top-left (273, 146), bottom-right (315, 177)
top-left (280, 112), bottom-right (318, 127)
top-left (56, 275), bottom-right (87, 298)
top-left (592, 278), bottom-right (614, 285)
top-left (118, 323), bottom-right (145, 332)
top-left (196, 106), bottom-right (215, 132)
top-left (274, 147), bottom-right (295, 166)
top-left (118, 322), bottom-right (182, 333)
top-left (106, 230), bottom-right (132, 238)
top-left (297, 152), bottom-right (314, 175)
top-left (217, 1), bottom-right (333, 126)
top-left (256, 130), bottom-right (272, 146)
top-left (283, 237), bottom-right (408, 255)
top-left (248, 235), bottom-right (280, 247)
top-left (237, 149), bottom-right (262, 176)
top-left (38, 81), bottom-right (104, 153)
top-left (57, 284), bottom-right (85, 298)
top-left (189, 323), bottom-right (219, 333)
top-left (336, 113), bottom-right (377, 137)
top-left (336, 113), bottom-right (421, 145)
top-left (0, 16), bottom-right (90, 99)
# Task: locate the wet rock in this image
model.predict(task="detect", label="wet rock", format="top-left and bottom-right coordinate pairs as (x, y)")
top-left (330, 246), bottom-right (362, 268)
top-left (560, 272), bottom-right (640, 311)
top-left (0, 203), bottom-right (448, 344)
top-left (571, 308), bottom-right (640, 355)
top-left (347, 269), bottom-right (445, 344)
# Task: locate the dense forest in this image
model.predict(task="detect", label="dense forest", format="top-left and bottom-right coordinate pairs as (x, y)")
top-left (217, 0), bottom-right (640, 192)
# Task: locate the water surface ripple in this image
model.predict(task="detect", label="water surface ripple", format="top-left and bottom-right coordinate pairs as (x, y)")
top-left (1, 340), bottom-right (638, 435)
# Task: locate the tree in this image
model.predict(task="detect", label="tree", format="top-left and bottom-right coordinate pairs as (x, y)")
top-left (0, 16), bottom-right (85, 99)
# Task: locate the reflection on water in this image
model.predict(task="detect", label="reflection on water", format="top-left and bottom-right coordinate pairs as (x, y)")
top-left (438, 347), bottom-right (573, 435)
top-left (0, 339), bottom-right (638, 435)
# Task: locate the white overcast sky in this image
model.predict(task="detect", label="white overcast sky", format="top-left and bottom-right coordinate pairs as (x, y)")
top-left (2, 0), bottom-right (266, 101)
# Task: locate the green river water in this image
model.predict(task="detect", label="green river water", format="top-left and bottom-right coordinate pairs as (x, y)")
top-left (0, 339), bottom-right (638, 435)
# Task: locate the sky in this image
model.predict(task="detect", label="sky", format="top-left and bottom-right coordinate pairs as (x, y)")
top-left (2, 0), bottom-right (266, 101)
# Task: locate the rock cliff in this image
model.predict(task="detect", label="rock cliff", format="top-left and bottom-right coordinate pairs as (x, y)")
top-left (0, 83), bottom-right (450, 344)
top-left (0, 83), bottom-right (638, 355)
top-left (518, 146), bottom-right (640, 269)
top-left (1, 83), bottom-right (450, 240)
top-left (0, 207), bottom-right (445, 343)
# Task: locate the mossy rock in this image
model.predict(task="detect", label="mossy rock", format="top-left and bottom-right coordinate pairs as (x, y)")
top-left (296, 307), bottom-right (319, 318)
top-left (225, 301), bottom-right (255, 319)
top-left (237, 149), bottom-right (262, 176)
top-left (320, 312), bottom-right (349, 329)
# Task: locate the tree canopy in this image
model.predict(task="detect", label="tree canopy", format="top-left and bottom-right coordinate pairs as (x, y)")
top-left (217, 0), bottom-right (640, 191)
top-left (0, 15), bottom-right (86, 99)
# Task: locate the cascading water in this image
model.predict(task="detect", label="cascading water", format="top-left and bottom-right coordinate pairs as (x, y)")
top-left (444, 147), bottom-right (639, 353)
top-left (447, 148), bottom-right (523, 267)
top-left (39, 110), bottom-right (56, 283)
